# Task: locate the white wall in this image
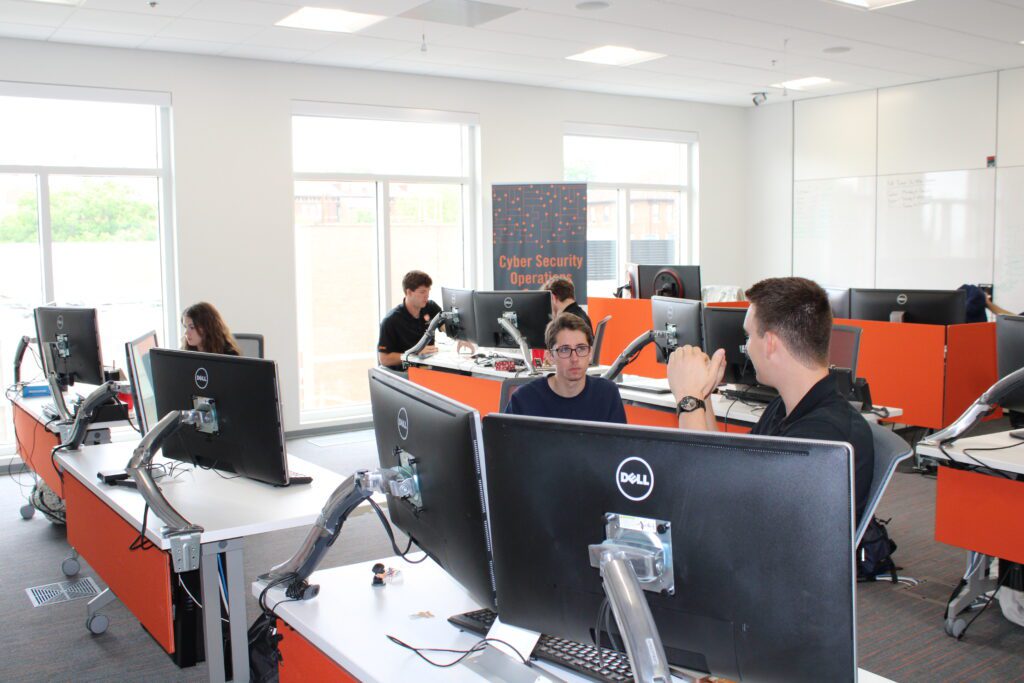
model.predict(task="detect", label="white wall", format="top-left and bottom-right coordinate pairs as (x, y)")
top-left (744, 100), bottom-right (792, 286)
top-left (0, 37), bottom-right (747, 430)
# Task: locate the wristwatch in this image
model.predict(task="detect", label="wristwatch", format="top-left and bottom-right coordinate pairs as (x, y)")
top-left (676, 395), bottom-right (706, 415)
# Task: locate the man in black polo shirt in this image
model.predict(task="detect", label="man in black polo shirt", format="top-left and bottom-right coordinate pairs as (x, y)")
top-left (666, 277), bottom-right (874, 522)
top-left (542, 277), bottom-right (592, 332)
top-left (377, 270), bottom-right (443, 370)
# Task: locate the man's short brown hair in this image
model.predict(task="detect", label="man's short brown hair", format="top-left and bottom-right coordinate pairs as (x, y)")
top-left (744, 277), bottom-right (832, 367)
top-left (402, 270), bottom-right (432, 293)
top-left (542, 277), bottom-right (575, 302)
top-left (544, 312), bottom-right (594, 350)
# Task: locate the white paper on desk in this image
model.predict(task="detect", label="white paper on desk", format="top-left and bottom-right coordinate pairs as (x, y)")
top-left (486, 616), bottom-right (541, 663)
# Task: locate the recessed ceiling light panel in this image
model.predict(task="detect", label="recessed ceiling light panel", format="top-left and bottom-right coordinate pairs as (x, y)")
top-left (771, 76), bottom-right (832, 90)
top-left (567, 45), bottom-right (665, 67)
top-left (276, 7), bottom-right (387, 33)
top-left (828, 0), bottom-right (917, 9)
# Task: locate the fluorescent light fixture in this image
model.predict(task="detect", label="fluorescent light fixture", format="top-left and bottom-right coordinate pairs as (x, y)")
top-left (829, 0), bottom-right (917, 9)
top-left (276, 7), bottom-right (386, 33)
top-left (771, 76), bottom-right (832, 90)
top-left (567, 45), bottom-right (665, 66)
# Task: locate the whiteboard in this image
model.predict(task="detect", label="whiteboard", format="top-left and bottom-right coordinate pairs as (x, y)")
top-left (875, 169), bottom-right (995, 289)
top-left (995, 166), bottom-right (1024, 314)
top-left (792, 177), bottom-right (875, 287)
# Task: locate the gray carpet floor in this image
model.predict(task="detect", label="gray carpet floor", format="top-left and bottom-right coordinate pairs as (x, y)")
top-left (1, 428), bottom-right (1022, 682)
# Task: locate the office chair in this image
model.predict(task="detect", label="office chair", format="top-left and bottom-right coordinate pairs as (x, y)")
top-left (499, 376), bottom-right (537, 412)
top-left (234, 333), bottom-right (265, 359)
top-left (590, 315), bottom-right (612, 367)
top-left (857, 423), bottom-right (913, 546)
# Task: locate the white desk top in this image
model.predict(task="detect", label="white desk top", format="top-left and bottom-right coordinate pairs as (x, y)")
top-left (56, 439), bottom-right (346, 549)
top-left (406, 348), bottom-right (609, 380)
top-left (254, 557), bottom-right (893, 683)
top-left (916, 430), bottom-right (1024, 476)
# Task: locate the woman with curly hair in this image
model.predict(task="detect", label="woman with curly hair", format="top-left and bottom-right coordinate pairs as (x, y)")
top-left (181, 302), bottom-right (241, 355)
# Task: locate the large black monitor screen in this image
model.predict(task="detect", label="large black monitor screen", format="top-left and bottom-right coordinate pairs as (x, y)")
top-left (34, 306), bottom-right (105, 387)
top-left (630, 264), bottom-right (702, 301)
top-left (440, 287), bottom-right (479, 343)
top-left (473, 290), bottom-right (551, 349)
top-left (702, 306), bottom-right (755, 385)
top-left (368, 368), bottom-right (495, 610)
top-left (996, 314), bottom-right (1024, 413)
top-left (125, 330), bottom-right (159, 433)
top-left (849, 288), bottom-right (966, 325)
top-left (149, 349), bottom-right (292, 486)
top-left (651, 296), bottom-right (702, 364)
top-left (483, 414), bottom-right (856, 682)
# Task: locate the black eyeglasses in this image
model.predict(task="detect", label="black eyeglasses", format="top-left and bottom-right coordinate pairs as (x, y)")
top-left (551, 344), bottom-right (591, 358)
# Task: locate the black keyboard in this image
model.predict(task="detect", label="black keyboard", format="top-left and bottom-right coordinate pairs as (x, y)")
top-left (448, 608), bottom-right (634, 682)
top-left (720, 385), bottom-right (779, 404)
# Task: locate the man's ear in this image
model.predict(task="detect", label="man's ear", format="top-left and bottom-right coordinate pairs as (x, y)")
top-left (762, 330), bottom-right (778, 359)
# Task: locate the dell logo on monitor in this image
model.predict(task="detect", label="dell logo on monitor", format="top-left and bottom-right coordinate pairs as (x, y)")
top-left (616, 457), bottom-right (654, 501)
top-left (897, 293), bottom-right (908, 305)
top-left (397, 407), bottom-right (409, 440)
top-left (503, 297), bottom-right (514, 309)
top-left (56, 314), bottom-right (64, 330)
top-left (194, 368), bottom-right (209, 389)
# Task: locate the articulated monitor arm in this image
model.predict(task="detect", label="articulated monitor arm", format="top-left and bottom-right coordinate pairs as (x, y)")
top-left (64, 381), bottom-right (130, 450)
top-left (13, 335), bottom-right (33, 384)
top-left (497, 316), bottom-right (538, 375)
top-left (921, 366), bottom-right (1024, 446)
top-left (39, 341), bottom-right (74, 423)
top-left (260, 467), bottom-right (415, 600)
top-left (602, 330), bottom-right (658, 382)
top-left (126, 409), bottom-right (207, 573)
top-left (402, 312), bottom-right (452, 367)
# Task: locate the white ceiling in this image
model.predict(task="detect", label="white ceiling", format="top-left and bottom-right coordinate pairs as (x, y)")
top-left (1, 0), bottom-right (1023, 106)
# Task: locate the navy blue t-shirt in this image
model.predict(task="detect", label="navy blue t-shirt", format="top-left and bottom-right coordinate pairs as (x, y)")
top-left (504, 375), bottom-right (627, 424)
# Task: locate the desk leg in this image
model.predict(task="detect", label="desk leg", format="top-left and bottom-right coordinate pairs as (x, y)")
top-left (200, 538), bottom-right (249, 683)
top-left (944, 552), bottom-right (997, 638)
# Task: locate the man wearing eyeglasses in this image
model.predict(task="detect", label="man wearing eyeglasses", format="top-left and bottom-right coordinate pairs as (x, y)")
top-left (503, 313), bottom-right (626, 424)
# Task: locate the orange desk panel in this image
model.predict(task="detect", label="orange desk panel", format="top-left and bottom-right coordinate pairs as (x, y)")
top-left (64, 475), bottom-right (176, 653)
top-left (834, 318), bottom-right (946, 429)
top-left (944, 323), bottom-right (997, 426)
top-left (13, 402), bottom-right (62, 494)
top-left (277, 621), bottom-right (358, 683)
top-left (935, 467), bottom-right (1024, 565)
top-left (588, 297), bottom-right (661, 378)
top-left (408, 366), bottom-right (503, 417)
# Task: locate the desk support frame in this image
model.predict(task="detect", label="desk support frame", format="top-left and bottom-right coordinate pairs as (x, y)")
top-left (202, 537), bottom-right (250, 683)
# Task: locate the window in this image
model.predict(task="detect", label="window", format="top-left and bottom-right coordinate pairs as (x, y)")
top-left (292, 105), bottom-right (478, 423)
top-left (564, 126), bottom-right (697, 299)
top-left (0, 87), bottom-right (174, 454)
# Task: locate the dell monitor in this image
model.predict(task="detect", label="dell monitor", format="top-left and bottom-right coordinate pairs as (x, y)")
top-left (440, 287), bottom-right (479, 343)
top-left (996, 315), bottom-right (1024, 414)
top-left (33, 306), bottom-right (105, 387)
top-left (849, 288), bottom-right (966, 325)
top-left (824, 287), bottom-right (851, 319)
top-left (149, 348), bottom-right (296, 486)
top-left (368, 367), bottom-right (495, 610)
top-left (701, 306), bottom-right (755, 385)
top-left (650, 296), bottom-right (702, 364)
top-left (628, 264), bottom-right (702, 301)
top-left (125, 331), bottom-right (159, 434)
top-left (482, 414), bottom-right (856, 682)
top-left (829, 324), bottom-right (861, 377)
top-left (473, 290), bottom-right (551, 349)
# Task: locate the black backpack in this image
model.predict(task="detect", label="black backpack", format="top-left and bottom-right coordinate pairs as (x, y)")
top-left (857, 516), bottom-right (899, 582)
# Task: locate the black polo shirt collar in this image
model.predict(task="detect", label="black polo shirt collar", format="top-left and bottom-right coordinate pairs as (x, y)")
top-left (778, 373), bottom-right (837, 428)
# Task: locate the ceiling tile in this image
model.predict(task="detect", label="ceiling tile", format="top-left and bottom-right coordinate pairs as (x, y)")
top-left (0, 0), bottom-right (75, 27)
top-left (244, 25), bottom-right (342, 51)
top-left (299, 33), bottom-right (417, 67)
top-left (83, 0), bottom-right (202, 18)
top-left (49, 27), bottom-right (150, 48)
top-left (158, 17), bottom-right (263, 42)
top-left (0, 21), bottom-right (54, 39)
top-left (140, 34), bottom-right (231, 53)
top-left (183, 0), bottom-right (295, 25)
top-left (62, 7), bottom-right (172, 34)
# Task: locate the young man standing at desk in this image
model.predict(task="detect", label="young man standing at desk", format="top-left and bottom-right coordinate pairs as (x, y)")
top-left (543, 276), bottom-right (592, 332)
top-left (667, 277), bottom-right (875, 521)
top-left (505, 313), bottom-right (626, 424)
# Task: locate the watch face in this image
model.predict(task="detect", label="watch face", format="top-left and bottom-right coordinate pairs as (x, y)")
top-left (680, 396), bottom-right (698, 411)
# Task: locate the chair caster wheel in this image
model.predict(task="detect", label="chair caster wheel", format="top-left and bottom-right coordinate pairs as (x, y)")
top-left (944, 617), bottom-right (966, 638)
top-left (86, 614), bottom-right (109, 635)
top-left (20, 504), bottom-right (35, 520)
top-left (62, 557), bottom-right (81, 577)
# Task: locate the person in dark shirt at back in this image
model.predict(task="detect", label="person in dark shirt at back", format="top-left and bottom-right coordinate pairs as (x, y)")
top-left (543, 276), bottom-right (592, 333)
top-left (666, 277), bottom-right (875, 522)
top-left (181, 302), bottom-right (241, 355)
top-left (504, 313), bottom-right (626, 424)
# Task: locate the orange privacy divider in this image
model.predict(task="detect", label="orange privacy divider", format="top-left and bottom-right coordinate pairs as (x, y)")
top-left (834, 318), bottom-right (946, 429)
top-left (944, 323), bottom-right (997, 426)
top-left (624, 404), bottom-right (751, 433)
top-left (588, 297), bottom-right (662, 378)
top-left (706, 301), bottom-right (750, 309)
top-left (408, 366), bottom-right (503, 416)
top-left (935, 467), bottom-right (1024, 564)
top-left (13, 403), bottom-right (62, 495)
top-left (278, 622), bottom-right (358, 682)
top-left (64, 475), bottom-right (175, 653)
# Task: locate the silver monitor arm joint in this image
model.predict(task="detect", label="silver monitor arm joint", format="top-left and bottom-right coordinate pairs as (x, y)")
top-left (402, 312), bottom-right (453, 367)
top-left (39, 341), bottom-right (74, 423)
top-left (921, 366), bottom-right (1024, 446)
top-left (497, 315), bottom-right (538, 375)
top-left (602, 330), bottom-right (674, 382)
top-left (259, 467), bottom-right (417, 600)
top-left (63, 380), bottom-right (130, 450)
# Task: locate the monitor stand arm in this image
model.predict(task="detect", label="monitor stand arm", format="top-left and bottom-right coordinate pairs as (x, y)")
top-left (920, 365), bottom-right (1024, 447)
top-left (40, 341), bottom-right (74, 423)
top-left (63, 380), bottom-right (130, 450)
top-left (402, 312), bottom-right (454, 368)
top-left (13, 335), bottom-right (34, 384)
top-left (603, 330), bottom-right (667, 382)
top-left (498, 316), bottom-right (538, 375)
top-left (259, 467), bottom-right (417, 600)
top-left (126, 409), bottom-right (209, 573)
